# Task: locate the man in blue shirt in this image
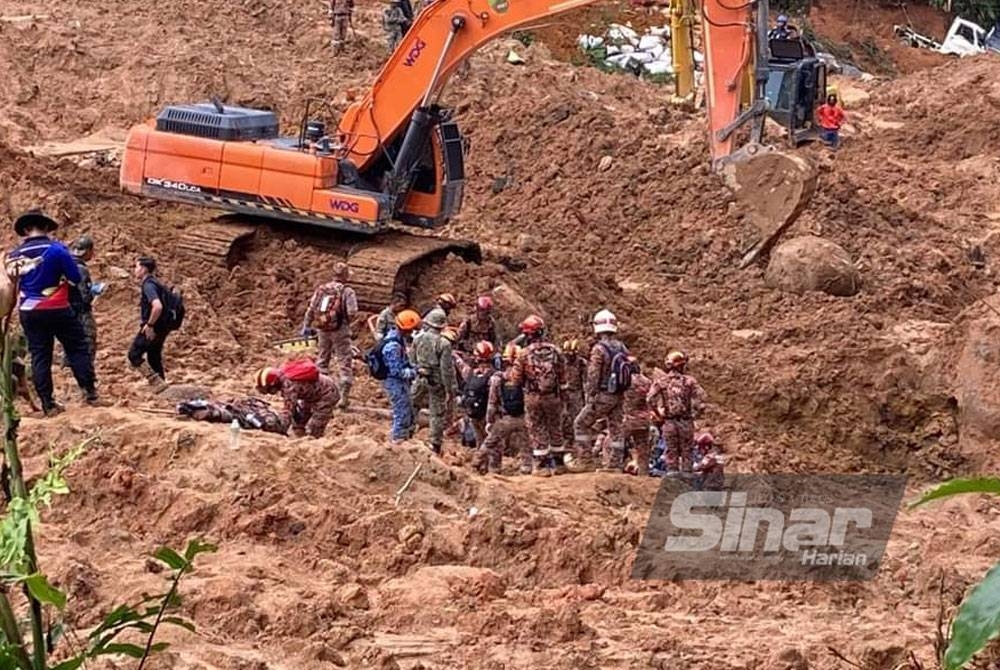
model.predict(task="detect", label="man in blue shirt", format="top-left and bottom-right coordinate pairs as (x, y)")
top-left (7, 211), bottom-right (98, 415)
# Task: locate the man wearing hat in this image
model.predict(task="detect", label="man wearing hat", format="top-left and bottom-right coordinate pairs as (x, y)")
top-left (7, 210), bottom-right (99, 415)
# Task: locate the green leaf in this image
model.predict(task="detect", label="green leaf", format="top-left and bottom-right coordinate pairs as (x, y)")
top-left (96, 642), bottom-right (147, 658)
top-left (152, 547), bottom-right (187, 572)
top-left (946, 560), bottom-right (1000, 669)
top-left (23, 573), bottom-right (66, 609)
top-left (49, 658), bottom-right (84, 670)
top-left (149, 642), bottom-right (170, 653)
top-left (161, 616), bottom-right (196, 633)
top-left (183, 539), bottom-right (217, 563)
top-left (909, 478), bottom-right (1000, 509)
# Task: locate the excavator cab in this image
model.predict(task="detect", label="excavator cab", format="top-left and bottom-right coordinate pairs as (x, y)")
top-left (765, 38), bottom-right (826, 145)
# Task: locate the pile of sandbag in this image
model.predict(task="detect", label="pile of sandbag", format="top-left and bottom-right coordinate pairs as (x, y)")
top-left (578, 23), bottom-right (702, 78)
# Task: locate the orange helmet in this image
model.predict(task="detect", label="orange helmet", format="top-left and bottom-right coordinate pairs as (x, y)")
top-left (473, 340), bottom-right (495, 361)
top-left (395, 309), bottom-right (422, 331)
top-left (441, 327), bottom-right (459, 343)
top-left (666, 351), bottom-right (688, 368)
top-left (502, 342), bottom-right (522, 364)
top-left (519, 314), bottom-right (545, 335)
top-left (255, 367), bottom-right (281, 392)
top-left (436, 293), bottom-right (457, 309)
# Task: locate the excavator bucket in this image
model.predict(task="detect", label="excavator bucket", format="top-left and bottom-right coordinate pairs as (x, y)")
top-left (719, 149), bottom-right (817, 268)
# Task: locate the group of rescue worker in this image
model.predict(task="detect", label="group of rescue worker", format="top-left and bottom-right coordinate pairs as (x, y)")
top-left (328, 0), bottom-right (418, 54)
top-left (5, 210), bottom-right (181, 416)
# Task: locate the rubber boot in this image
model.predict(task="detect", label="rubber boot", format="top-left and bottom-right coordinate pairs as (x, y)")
top-left (598, 440), bottom-right (626, 473)
top-left (532, 450), bottom-right (551, 477)
top-left (568, 440), bottom-right (595, 473)
top-left (551, 451), bottom-right (568, 476)
top-left (337, 382), bottom-right (352, 410)
top-left (137, 362), bottom-right (168, 394)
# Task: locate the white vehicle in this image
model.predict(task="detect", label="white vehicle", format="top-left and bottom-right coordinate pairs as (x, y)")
top-left (894, 17), bottom-right (1000, 57)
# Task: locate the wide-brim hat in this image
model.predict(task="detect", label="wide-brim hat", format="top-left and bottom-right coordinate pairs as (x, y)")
top-left (13, 210), bottom-right (59, 237)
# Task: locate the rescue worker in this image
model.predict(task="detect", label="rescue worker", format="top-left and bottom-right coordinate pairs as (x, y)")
top-left (572, 309), bottom-right (628, 472)
top-left (381, 309), bottom-right (421, 444)
top-left (410, 308), bottom-right (457, 454)
top-left (561, 338), bottom-right (587, 444)
top-left (255, 365), bottom-right (340, 438)
top-left (510, 315), bottom-right (566, 477)
top-left (422, 293), bottom-right (458, 321)
top-left (69, 235), bottom-right (104, 367)
top-left (329, 0), bottom-right (354, 53)
top-left (178, 396), bottom-right (290, 435)
top-left (128, 256), bottom-right (171, 392)
top-left (383, 0), bottom-right (410, 51)
top-left (691, 431), bottom-right (724, 491)
top-left (816, 91), bottom-right (846, 150)
top-left (373, 292), bottom-right (408, 342)
top-left (475, 342), bottom-right (529, 474)
top-left (622, 363), bottom-right (653, 475)
top-left (768, 14), bottom-right (797, 40)
top-left (302, 262), bottom-right (358, 409)
top-left (7, 210), bottom-right (99, 415)
top-left (456, 296), bottom-right (499, 354)
top-left (455, 341), bottom-right (497, 447)
top-left (647, 351), bottom-right (706, 474)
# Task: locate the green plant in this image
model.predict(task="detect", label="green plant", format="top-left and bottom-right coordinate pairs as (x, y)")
top-left (928, 1), bottom-right (1000, 28)
top-left (0, 324), bottom-right (216, 669)
top-left (911, 478), bottom-right (1000, 669)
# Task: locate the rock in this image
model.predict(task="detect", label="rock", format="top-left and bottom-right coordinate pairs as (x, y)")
top-left (598, 155), bottom-right (613, 171)
top-left (731, 329), bottom-right (764, 341)
top-left (108, 265), bottom-right (131, 279)
top-left (337, 583), bottom-right (370, 610)
top-left (378, 566), bottom-right (507, 610)
top-left (765, 236), bottom-right (860, 297)
top-left (765, 647), bottom-right (809, 670)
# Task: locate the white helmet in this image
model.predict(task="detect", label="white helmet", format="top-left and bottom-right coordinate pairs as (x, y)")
top-left (592, 309), bottom-right (618, 334)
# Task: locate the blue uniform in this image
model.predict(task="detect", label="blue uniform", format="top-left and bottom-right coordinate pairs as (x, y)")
top-left (382, 328), bottom-right (416, 441)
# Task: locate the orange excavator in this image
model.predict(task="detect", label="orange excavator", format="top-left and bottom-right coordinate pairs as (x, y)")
top-left (120, 0), bottom-right (822, 306)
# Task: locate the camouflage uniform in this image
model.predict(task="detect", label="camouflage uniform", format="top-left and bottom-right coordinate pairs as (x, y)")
top-left (456, 314), bottom-right (499, 354)
top-left (330, 0), bottom-right (354, 52)
top-left (383, 3), bottom-right (409, 50)
top-left (454, 353), bottom-right (492, 447)
top-left (410, 328), bottom-right (457, 453)
top-left (573, 337), bottom-right (628, 468)
top-left (178, 397), bottom-right (290, 435)
top-left (647, 369), bottom-right (706, 472)
top-left (561, 351), bottom-right (587, 443)
top-left (622, 372), bottom-right (653, 474)
top-left (374, 305), bottom-right (397, 342)
top-left (279, 373), bottom-right (340, 438)
top-left (692, 444), bottom-right (724, 491)
top-left (476, 370), bottom-right (529, 473)
top-left (304, 280), bottom-right (358, 405)
top-left (510, 340), bottom-right (565, 474)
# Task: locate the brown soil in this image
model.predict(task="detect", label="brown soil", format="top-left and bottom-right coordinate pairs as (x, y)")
top-left (0, 0), bottom-right (999, 668)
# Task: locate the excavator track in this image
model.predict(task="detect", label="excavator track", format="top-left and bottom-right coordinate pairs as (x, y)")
top-left (178, 218), bottom-right (481, 312)
top-left (177, 221), bottom-right (258, 265)
top-left (347, 232), bottom-right (481, 312)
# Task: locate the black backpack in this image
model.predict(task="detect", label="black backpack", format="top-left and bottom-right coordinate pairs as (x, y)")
top-left (462, 371), bottom-right (492, 420)
top-left (500, 382), bottom-right (525, 418)
top-left (366, 333), bottom-right (400, 380)
top-left (150, 279), bottom-right (185, 332)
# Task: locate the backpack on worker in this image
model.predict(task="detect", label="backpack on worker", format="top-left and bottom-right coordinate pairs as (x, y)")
top-left (525, 343), bottom-right (561, 394)
top-left (461, 370), bottom-right (492, 420)
top-left (600, 342), bottom-right (638, 394)
top-left (365, 333), bottom-right (400, 381)
top-left (312, 283), bottom-right (345, 330)
top-left (500, 382), bottom-right (525, 418)
top-left (147, 278), bottom-right (186, 333)
top-left (280, 358), bottom-right (320, 383)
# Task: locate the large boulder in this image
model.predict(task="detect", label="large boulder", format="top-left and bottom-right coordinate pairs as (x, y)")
top-left (765, 236), bottom-right (860, 297)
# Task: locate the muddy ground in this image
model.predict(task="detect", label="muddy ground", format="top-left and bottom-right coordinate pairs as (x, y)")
top-left (2, 0), bottom-right (1000, 668)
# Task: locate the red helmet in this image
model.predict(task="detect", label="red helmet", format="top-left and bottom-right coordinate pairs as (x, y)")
top-left (695, 432), bottom-right (715, 447)
top-left (520, 314), bottom-right (545, 335)
top-left (473, 340), bottom-right (495, 361)
top-left (476, 295), bottom-right (494, 312)
top-left (255, 367), bottom-right (281, 392)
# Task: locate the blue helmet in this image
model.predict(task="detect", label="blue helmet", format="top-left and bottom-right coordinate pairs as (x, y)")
top-left (777, 14), bottom-right (788, 24)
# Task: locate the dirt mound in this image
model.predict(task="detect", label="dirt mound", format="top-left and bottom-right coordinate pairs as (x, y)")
top-left (765, 235), bottom-right (860, 297)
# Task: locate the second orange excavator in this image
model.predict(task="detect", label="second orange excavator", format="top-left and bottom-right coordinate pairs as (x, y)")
top-left (120, 0), bottom-right (823, 305)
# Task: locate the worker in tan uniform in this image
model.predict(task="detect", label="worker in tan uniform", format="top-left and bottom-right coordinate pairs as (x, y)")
top-left (302, 262), bottom-right (358, 409)
top-left (647, 351), bottom-right (706, 474)
top-left (510, 315), bottom-right (566, 477)
top-left (475, 342), bottom-right (529, 474)
top-left (255, 363), bottom-right (339, 438)
top-left (330, 0), bottom-right (355, 53)
top-left (572, 309), bottom-right (628, 472)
